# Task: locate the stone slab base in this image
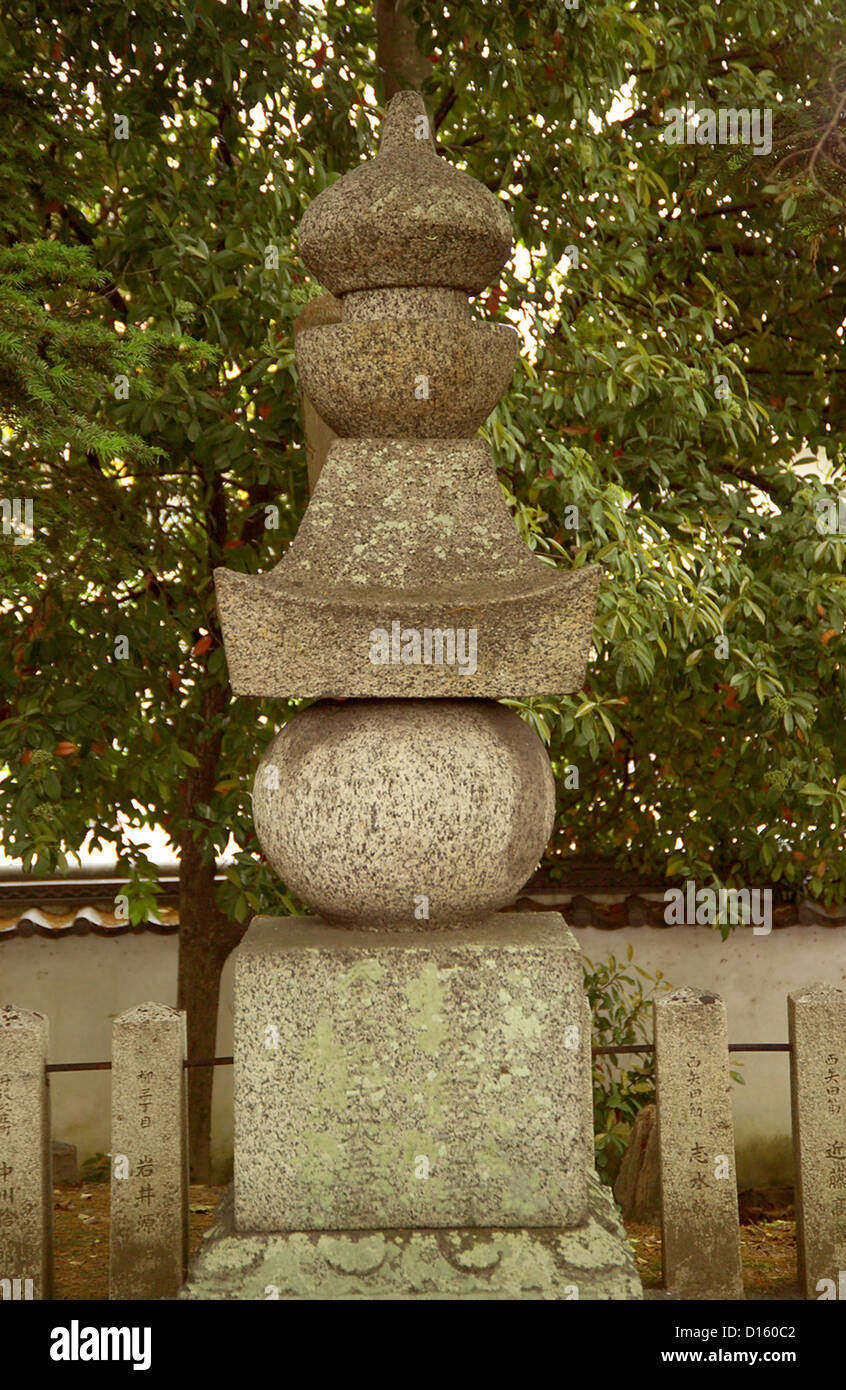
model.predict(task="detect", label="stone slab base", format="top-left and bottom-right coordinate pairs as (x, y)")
top-left (181, 1171), bottom-right (642, 1301)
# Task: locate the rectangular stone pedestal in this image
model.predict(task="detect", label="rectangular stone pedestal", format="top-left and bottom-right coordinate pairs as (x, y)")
top-left (234, 913), bottom-right (589, 1232)
top-left (183, 1170), bottom-right (642, 1300)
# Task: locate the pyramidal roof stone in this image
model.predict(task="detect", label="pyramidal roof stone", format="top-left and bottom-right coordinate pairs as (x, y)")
top-left (214, 90), bottom-right (601, 699)
top-left (297, 90), bottom-right (512, 296)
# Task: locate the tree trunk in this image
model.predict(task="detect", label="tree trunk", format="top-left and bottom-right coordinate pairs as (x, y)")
top-left (176, 682), bottom-right (245, 1182)
top-left (177, 855), bottom-right (241, 1182)
top-left (375, 0), bottom-right (429, 100)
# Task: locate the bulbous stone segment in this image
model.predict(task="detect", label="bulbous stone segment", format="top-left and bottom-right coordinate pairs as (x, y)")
top-left (298, 91), bottom-right (512, 296)
top-left (230, 914), bottom-right (590, 1232)
top-left (214, 438), bottom-right (601, 698)
top-left (252, 699), bottom-right (554, 929)
top-left (296, 320), bottom-right (518, 438)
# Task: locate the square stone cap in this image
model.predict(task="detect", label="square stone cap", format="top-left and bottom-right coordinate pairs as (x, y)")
top-left (236, 912), bottom-right (581, 959)
top-left (788, 981), bottom-right (846, 1004)
top-left (657, 985), bottom-right (724, 1007)
top-left (0, 1004), bottom-right (48, 1030)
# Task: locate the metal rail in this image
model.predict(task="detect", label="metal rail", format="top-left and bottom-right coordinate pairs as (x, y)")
top-left (45, 1043), bottom-right (790, 1072)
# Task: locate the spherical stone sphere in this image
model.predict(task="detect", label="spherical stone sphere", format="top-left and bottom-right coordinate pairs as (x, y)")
top-left (252, 697), bottom-right (555, 929)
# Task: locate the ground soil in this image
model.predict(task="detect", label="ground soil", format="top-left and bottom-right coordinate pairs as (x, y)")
top-left (627, 1220), bottom-right (799, 1299)
top-left (52, 1182), bottom-right (800, 1300)
top-left (53, 1182), bottom-right (221, 1301)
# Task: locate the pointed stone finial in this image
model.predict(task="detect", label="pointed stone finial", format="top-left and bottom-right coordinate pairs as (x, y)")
top-left (297, 90), bottom-right (512, 296)
top-left (377, 89), bottom-right (436, 154)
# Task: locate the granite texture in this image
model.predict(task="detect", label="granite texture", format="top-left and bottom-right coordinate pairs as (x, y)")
top-left (788, 983), bottom-right (846, 1299)
top-left (215, 438), bottom-right (600, 698)
top-left (654, 987), bottom-right (744, 1300)
top-left (252, 699), bottom-right (555, 929)
top-left (342, 287), bottom-right (471, 321)
top-left (292, 292), bottom-right (340, 494)
top-left (0, 1006), bottom-right (52, 1300)
top-left (182, 1174), bottom-right (642, 1301)
top-left (583, 996), bottom-right (596, 1167)
top-left (298, 91), bottom-right (512, 296)
top-left (232, 914), bottom-right (589, 1233)
top-left (109, 1003), bottom-right (188, 1301)
top-left (296, 319), bottom-right (518, 437)
top-left (233, 438), bottom-right (555, 589)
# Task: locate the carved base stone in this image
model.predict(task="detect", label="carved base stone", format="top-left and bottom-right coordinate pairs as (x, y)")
top-left (182, 1175), bottom-right (642, 1301)
top-left (233, 914), bottom-right (589, 1233)
top-left (202, 911), bottom-right (644, 1301)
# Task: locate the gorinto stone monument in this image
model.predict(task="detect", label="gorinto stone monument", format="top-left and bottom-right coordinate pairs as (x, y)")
top-left (184, 91), bottom-right (641, 1300)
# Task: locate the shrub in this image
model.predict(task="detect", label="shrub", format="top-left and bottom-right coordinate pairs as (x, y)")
top-left (584, 945), bottom-right (672, 1185)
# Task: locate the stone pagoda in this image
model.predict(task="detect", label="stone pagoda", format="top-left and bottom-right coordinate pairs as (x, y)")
top-left (185, 91), bottom-right (642, 1300)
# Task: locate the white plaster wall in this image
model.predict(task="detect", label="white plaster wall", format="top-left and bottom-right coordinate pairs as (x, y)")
top-left (0, 934), bottom-right (234, 1183)
top-left (2, 922), bottom-right (844, 1187)
top-left (576, 923), bottom-right (846, 1187)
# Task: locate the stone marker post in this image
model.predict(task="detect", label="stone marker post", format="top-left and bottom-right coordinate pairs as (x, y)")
top-left (184, 90), bottom-right (642, 1301)
top-left (0, 1006), bottom-right (52, 1300)
top-left (654, 986), bottom-right (743, 1299)
top-left (789, 983), bottom-right (846, 1299)
top-left (109, 1003), bottom-right (188, 1300)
